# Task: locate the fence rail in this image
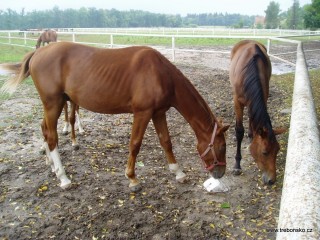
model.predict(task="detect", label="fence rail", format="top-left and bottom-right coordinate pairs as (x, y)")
top-left (1, 29), bottom-right (319, 63)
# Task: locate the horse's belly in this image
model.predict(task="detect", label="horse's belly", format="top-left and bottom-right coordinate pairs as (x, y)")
top-left (75, 97), bottom-right (133, 114)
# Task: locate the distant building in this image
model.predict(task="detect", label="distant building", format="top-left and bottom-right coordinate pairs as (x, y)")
top-left (254, 16), bottom-right (265, 28)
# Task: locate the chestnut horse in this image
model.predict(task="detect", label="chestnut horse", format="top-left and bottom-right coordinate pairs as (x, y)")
top-left (36, 29), bottom-right (57, 49)
top-left (1, 42), bottom-right (229, 191)
top-left (229, 40), bottom-right (285, 185)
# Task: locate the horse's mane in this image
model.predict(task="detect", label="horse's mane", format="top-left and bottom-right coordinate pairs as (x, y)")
top-left (243, 44), bottom-right (274, 139)
top-left (175, 66), bottom-right (216, 129)
top-left (156, 50), bottom-right (216, 129)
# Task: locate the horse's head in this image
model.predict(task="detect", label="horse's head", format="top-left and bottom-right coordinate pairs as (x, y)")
top-left (250, 127), bottom-right (286, 185)
top-left (198, 121), bottom-right (230, 179)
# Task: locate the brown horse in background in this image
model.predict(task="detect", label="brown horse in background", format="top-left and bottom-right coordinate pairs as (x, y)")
top-left (1, 42), bottom-right (229, 191)
top-left (36, 29), bottom-right (57, 49)
top-left (229, 40), bottom-right (285, 185)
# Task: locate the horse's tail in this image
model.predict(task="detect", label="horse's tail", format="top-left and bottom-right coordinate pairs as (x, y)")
top-left (1, 51), bottom-right (35, 95)
top-left (243, 44), bottom-right (272, 133)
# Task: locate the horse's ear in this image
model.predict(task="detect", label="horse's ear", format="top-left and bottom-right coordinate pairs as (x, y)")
top-left (216, 118), bottom-right (230, 133)
top-left (221, 124), bottom-right (230, 132)
top-left (273, 128), bottom-right (287, 135)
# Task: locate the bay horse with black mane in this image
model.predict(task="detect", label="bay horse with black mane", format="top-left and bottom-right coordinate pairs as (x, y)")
top-left (229, 40), bottom-right (285, 185)
top-left (36, 29), bottom-right (57, 49)
top-left (1, 42), bottom-right (229, 191)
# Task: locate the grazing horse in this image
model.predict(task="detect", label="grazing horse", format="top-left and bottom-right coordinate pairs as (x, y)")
top-left (36, 29), bottom-right (57, 49)
top-left (229, 40), bottom-right (285, 185)
top-left (1, 42), bottom-right (229, 191)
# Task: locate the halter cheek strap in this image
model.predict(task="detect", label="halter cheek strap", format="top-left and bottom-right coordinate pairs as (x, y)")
top-left (200, 123), bottom-right (226, 171)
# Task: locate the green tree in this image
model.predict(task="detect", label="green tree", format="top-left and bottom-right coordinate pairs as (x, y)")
top-left (265, 1), bottom-right (281, 28)
top-left (304, 0), bottom-right (320, 29)
top-left (286, 0), bottom-right (304, 29)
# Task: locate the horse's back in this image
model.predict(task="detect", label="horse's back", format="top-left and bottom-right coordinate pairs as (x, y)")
top-left (42, 29), bottom-right (57, 42)
top-left (29, 42), bottom-right (177, 114)
top-left (229, 40), bottom-right (271, 101)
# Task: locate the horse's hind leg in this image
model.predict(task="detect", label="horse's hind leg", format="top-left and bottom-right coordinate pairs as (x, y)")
top-left (125, 111), bottom-right (152, 192)
top-left (42, 100), bottom-right (71, 189)
top-left (233, 98), bottom-right (244, 175)
top-left (75, 105), bottom-right (85, 134)
top-left (69, 102), bottom-right (79, 150)
top-left (62, 102), bottom-right (70, 135)
top-left (152, 111), bottom-right (186, 183)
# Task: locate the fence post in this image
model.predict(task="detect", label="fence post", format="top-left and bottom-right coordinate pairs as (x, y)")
top-left (110, 34), bottom-right (113, 48)
top-left (8, 32), bottom-right (11, 44)
top-left (72, 33), bottom-right (75, 42)
top-left (276, 42), bottom-right (320, 240)
top-left (172, 36), bottom-right (175, 62)
top-left (267, 39), bottom-right (271, 54)
top-left (24, 32), bottom-right (27, 45)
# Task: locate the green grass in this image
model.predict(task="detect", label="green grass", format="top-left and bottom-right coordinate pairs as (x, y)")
top-left (272, 69), bottom-right (320, 120)
top-left (0, 44), bottom-right (30, 62)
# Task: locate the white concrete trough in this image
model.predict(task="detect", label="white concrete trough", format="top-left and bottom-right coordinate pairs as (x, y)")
top-left (277, 42), bottom-right (320, 239)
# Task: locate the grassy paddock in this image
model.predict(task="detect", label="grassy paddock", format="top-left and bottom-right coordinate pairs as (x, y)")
top-left (0, 31), bottom-right (268, 48)
top-left (0, 44), bottom-right (30, 62)
top-left (272, 69), bottom-right (320, 120)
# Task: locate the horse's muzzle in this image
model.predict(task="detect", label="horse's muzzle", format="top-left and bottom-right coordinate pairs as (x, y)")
top-left (262, 173), bottom-right (276, 185)
top-left (210, 166), bottom-right (225, 179)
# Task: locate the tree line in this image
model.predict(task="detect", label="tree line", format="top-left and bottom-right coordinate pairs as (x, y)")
top-left (0, 0), bottom-right (319, 30)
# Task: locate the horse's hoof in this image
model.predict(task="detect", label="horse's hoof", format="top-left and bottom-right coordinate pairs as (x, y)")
top-left (233, 168), bottom-right (242, 176)
top-left (72, 144), bottom-right (80, 151)
top-left (62, 131), bottom-right (69, 136)
top-left (60, 179), bottom-right (72, 190)
top-left (78, 129), bottom-right (85, 135)
top-left (129, 183), bottom-right (142, 193)
top-left (176, 172), bottom-right (187, 183)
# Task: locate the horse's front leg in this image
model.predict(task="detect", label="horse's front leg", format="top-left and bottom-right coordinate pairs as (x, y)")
top-left (233, 100), bottom-right (244, 175)
top-left (152, 111), bottom-right (186, 183)
top-left (125, 111), bottom-right (152, 192)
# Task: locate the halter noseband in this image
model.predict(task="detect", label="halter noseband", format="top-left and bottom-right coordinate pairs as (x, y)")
top-left (200, 122), bottom-right (226, 171)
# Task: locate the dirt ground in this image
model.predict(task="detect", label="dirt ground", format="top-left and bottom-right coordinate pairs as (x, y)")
top-left (0, 42), bottom-right (318, 240)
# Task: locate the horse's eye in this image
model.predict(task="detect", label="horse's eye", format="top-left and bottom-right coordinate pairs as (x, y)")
top-left (262, 151), bottom-right (268, 156)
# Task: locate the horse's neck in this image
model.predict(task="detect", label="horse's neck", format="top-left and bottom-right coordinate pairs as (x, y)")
top-left (173, 78), bottom-right (214, 141)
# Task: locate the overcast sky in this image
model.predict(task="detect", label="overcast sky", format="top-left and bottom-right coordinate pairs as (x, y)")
top-left (0, 0), bottom-right (312, 16)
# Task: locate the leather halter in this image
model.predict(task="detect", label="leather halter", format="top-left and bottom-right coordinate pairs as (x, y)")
top-left (200, 122), bottom-right (226, 171)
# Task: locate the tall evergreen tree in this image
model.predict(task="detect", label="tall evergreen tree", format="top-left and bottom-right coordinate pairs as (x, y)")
top-left (265, 1), bottom-right (281, 29)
